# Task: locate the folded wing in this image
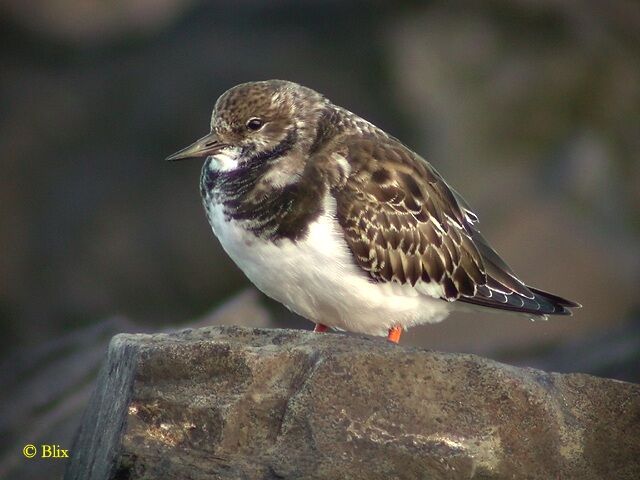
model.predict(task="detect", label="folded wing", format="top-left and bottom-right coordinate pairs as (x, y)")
top-left (333, 135), bottom-right (579, 316)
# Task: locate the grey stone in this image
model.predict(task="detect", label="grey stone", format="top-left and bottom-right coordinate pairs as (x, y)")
top-left (65, 326), bottom-right (640, 480)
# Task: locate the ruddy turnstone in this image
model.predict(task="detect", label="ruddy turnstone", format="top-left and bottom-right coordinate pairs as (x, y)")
top-left (167, 80), bottom-right (579, 344)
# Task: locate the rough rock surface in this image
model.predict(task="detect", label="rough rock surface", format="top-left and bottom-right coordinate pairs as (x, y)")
top-left (65, 326), bottom-right (640, 480)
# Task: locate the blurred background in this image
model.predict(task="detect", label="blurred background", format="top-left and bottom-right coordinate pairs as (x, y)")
top-left (1, 0), bottom-right (639, 477)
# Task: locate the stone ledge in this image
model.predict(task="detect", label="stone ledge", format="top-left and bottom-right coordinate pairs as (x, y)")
top-left (65, 326), bottom-right (640, 480)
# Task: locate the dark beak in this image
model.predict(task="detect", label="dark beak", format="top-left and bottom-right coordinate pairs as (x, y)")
top-left (165, 131), bottom-right (227, 161)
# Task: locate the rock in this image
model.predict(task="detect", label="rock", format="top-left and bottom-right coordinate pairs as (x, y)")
top-left (65, 326), bottom-right (640, 480)
top-left (0, 291), bottom-right (274, 480)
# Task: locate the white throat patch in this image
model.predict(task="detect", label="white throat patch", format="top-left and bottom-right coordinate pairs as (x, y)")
top-left (209, 147), bottom-right (242, 172)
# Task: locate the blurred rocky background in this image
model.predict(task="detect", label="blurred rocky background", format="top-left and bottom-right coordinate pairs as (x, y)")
top-left (1, 0), bottom-right (639, 478)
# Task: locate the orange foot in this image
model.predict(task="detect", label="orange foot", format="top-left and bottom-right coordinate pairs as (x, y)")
top-left (313, 323), bottom-right (329, 333)
top-left (387, 326), bottom-right (403, 344)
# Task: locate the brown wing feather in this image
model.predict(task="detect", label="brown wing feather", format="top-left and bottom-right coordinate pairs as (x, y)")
top-left (331, 134), bottom-right (579, 316)
top-left (334, 136), bottom-right (486, 301)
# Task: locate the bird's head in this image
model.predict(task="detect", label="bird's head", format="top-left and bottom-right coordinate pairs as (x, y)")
top-left (166, 80), bottom-right (329, 171)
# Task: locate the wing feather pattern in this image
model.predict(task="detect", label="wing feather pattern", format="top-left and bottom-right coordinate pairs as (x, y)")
top-left (332, 135), bottom-right (579, 317)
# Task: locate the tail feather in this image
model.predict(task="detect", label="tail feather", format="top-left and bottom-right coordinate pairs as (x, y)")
top-left (459, 228), bottom-right (581, 317)
top-left (528, 287), bottom-right (581, 314)
top-left (459, 283), bottom-right (580, 317)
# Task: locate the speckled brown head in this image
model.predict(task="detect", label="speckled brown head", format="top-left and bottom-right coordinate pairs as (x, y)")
top-left (166, 80), bottom-right (329, 163)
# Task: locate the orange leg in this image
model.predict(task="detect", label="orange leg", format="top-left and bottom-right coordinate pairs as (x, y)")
top-left (387, 326), bottom-right (402, 344)
top-left (313, 323), bottom-right (329, 333)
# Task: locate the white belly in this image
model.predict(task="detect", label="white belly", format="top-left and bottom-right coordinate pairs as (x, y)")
top-left (205, 195), bottom-right (452, 336)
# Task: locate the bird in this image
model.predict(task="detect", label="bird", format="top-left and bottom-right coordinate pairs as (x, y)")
top-left (166, 79), bottom-right (580, 344)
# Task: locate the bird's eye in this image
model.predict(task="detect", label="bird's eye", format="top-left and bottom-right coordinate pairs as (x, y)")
top-left (246, 118), bottom-right (264, 131)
